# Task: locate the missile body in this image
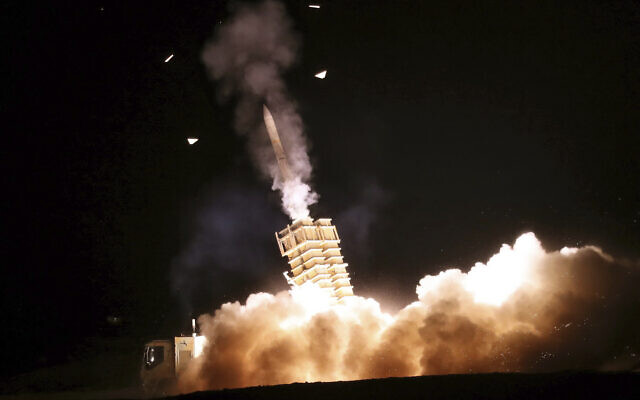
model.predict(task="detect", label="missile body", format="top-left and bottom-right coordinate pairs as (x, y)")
top-left (263, 105), bottom-right (293, 183)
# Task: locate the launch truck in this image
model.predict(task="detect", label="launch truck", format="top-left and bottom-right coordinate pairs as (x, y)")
top-left (140, 320), bottom-right (206, 395)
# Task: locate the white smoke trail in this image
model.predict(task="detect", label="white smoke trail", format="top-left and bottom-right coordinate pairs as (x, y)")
top-left (201, 0), bottom-right (317, 219)
top-left (175, 233), bottom-right (640, 392)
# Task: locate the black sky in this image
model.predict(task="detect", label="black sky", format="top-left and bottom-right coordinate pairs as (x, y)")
top-left (2, 0), bottom-right (639, 376)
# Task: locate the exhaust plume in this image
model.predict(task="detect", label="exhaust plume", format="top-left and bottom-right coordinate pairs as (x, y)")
top-left (202, 1), bottom-right (317, 220)
top-left (176, 233), bottom-right (639, 392)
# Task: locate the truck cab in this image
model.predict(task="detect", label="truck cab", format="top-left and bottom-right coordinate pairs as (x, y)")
top-left (141, 335), bottom-right (206, 395)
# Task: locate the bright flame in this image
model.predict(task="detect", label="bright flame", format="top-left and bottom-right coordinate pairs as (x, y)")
top-left (165, 54), bottom-right (174, 63)
top-left (315, 70), bottom-right (327, 79)
top-left (194, 335), bottom-right (207, 358)
top-left (279, 285), bottom-right (335, 330)
top-left (187, 137), bottom-right (199, 145)
top-left (309, 4), bottom-right (321, 9)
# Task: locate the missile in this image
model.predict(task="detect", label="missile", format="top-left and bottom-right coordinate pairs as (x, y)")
top-left (263, 105), bottom-right (293, 183)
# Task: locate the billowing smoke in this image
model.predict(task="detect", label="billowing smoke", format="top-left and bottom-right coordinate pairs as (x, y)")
top-left (176, 233), bottom-right (639, 392)
top-left (202, 1), bottom-right (317, 219)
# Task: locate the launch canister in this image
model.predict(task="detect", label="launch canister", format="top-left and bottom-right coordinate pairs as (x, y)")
top-left (263, 105), bottom-right (293, 183)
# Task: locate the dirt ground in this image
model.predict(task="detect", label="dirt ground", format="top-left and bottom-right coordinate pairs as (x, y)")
top-left (1, 345), bottom-right (637, 400)
top-left (164, 372), bottom-right (639, 400)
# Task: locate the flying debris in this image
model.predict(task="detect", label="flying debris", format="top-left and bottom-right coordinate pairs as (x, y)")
top-left (165, 54), bottom-right (174, 63)
top-left (187, 138), bottom-right (199, 145)
top-left (314, 70), bottom-right (327, 79)
top-left (308, 4), bottom-right (321, 8)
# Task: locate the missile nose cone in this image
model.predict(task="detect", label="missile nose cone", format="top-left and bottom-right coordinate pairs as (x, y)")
top-left (262, 104), bottom-right (275, 125)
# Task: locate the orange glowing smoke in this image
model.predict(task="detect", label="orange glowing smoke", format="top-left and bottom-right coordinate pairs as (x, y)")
top-left (177, 233), bottom-right (640, 392)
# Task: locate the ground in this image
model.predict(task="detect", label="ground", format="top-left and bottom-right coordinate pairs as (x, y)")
top-left (5, 370), bottom-right (637, 399)
top-left (167, 372), bottom-right (638, 400)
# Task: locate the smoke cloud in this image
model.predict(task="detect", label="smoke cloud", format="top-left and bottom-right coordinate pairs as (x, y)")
top-left (202, 1), bottom-right (317, 219)
top-left (176, 233), bottom-right (639, 392)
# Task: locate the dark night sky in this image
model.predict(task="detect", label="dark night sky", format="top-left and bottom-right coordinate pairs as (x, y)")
top-left (2, 0), bottom-right (639, 376)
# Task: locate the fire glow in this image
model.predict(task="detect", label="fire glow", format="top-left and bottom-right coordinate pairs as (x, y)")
top-left (175, 232), bottom-right (640, 392)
